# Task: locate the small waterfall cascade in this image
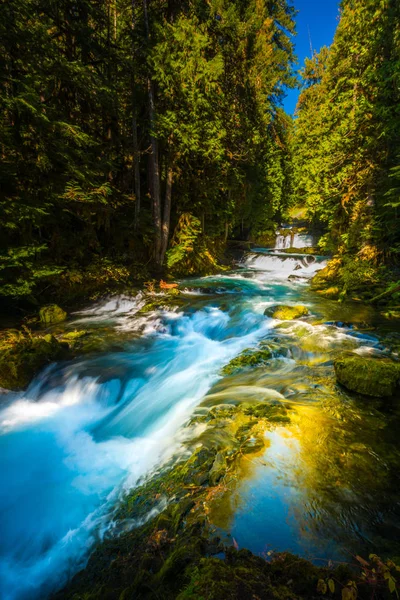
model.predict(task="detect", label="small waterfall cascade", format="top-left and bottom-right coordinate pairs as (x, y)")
top-left (275, 227), bottom-right (314, 250)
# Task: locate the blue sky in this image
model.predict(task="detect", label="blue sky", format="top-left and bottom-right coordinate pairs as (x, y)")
top-left (283, 0), bottom-right (341, 115)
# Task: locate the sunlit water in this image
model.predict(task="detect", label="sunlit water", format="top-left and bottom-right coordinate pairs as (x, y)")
top-left (1, 246), bottom-right (400, 598)
top-left (275, 230), bottom-right (315, 249)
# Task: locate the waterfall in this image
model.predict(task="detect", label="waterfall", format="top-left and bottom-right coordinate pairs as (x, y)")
top-left (275, 230), bottom-right (314, 249)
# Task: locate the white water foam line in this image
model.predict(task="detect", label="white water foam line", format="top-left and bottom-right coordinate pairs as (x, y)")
top-left (242, 252), bottom-right (327, 279)
top-left (275, 233), bottom-right (314, 249)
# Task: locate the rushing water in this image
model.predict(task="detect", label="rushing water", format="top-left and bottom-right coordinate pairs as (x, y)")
top-left (275, 229), bottom-right (315, 249)
top-left (1, 245), bottom-right (400, 599)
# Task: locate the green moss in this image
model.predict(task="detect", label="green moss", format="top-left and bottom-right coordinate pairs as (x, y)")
top-left (178, 549), bottom-right (353, 600)
top-left (0, 334), bottom-right (67, 390)
top-left (242, 402), bottom-right (290, 423)
top-left (136, 293), bottom-right (183, 315)
top-left (316, 286), bottom-right (340, 299)
top-left (311, 257), bottom-right (342, 291)
top-left (61, 330), bottom-right (88, 341)
top-left (221, 347), bottom-right (272, 375)
top-left (334, 355), bottom-right (400, 397)
top-left (264, 304), bottom-right (309, 320)
top-left (280, 246), bottom-right (319, 255)
top-left (39, 304), bottom-right (67, 325)
top-left (209, 451), bottom-right (227, 485)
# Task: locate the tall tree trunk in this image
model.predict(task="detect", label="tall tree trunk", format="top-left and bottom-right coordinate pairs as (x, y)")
top-left (132, 113), bottom-right (141, 231)
top-left (143, 0), bottom-right (162, 265)
top-left (131, 0), bottom-right (141, 232)
top-left (160, 162), bottom-right (173, 266)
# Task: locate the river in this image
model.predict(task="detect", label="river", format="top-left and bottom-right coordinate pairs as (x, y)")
top-left (1, 235), bottom-right (400, 599)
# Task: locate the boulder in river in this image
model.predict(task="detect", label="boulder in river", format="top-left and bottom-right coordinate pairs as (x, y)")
top-left (264, 304), bottom-right (309, 320)
top-left (334, 355), bottom-right (400, 397)
top-left (221, 346), bottom-right (272, 375)
top-left (39, 304), bottom-right (67, 325)
top-left (280, 246), bottom-right (319, 255)
top-left (0, 333), bottom-right (68, 390)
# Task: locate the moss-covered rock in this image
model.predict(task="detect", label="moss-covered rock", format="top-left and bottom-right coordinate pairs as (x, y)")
top-left (0, 334), bottom-right (67, 390)
top-left (264, 304), bottom-right (309, 320)
top-left (39, 304), bottom-right (67, 325)
top-left (334, 355), bottom-right (400, 397)
top-left (136, 292), bottom-right (183, 315)
top-left (311, 257), bottom-right (342, 292)
top-left (316, 286), bottom-right (341, 299)
top-left (221, 346), bottom-right (272, 375)
top-left (209, 451), bottom-right (227, 486)
top-left (61, 330), bottom-right (87, 341)
top-left (59, 330), bottom-right (89, 351)
top-left (280, 246), bottom-right (319, 255)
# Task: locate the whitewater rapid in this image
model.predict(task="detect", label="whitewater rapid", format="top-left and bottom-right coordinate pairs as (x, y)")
top-left (0, 282), bottom-right (279, 599)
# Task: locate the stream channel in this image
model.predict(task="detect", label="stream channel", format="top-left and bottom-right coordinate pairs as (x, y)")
top-left (2, 234), bottom-right (400, 599)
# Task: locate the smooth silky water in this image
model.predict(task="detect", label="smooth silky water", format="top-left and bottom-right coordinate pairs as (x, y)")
top-left (2, 238), bottom-right (400, 599)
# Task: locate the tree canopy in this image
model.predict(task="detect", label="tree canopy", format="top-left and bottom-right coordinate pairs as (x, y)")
top-left (0, 0), bottom-right (296, 306)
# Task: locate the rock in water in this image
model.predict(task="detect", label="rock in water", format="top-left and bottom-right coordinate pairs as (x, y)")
top-left (209, 451), bottom-right (227, 486)
top-left (0, 334), bottom-right (67, 390)
top-left (334, 355), bottom-right (400, 397)
top-left (264, 304), bottom-right (309, 320)
top-left (39, 304), bottom-right (67, 325)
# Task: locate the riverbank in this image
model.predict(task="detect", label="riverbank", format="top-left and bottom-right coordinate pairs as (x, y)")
top-left (55, 397), bottom-right (400, 600)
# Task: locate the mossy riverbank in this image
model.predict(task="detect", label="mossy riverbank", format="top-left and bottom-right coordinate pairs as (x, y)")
top-left (55, 398), bottom-right (400, 600)
top-left (54, 402), bottom-right (345, 600)
top-left (0, 286), bottom-right (185, 391)
top-left (311, 255), bottom-right (400, 314)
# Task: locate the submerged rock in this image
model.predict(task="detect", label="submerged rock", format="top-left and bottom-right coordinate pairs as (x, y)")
top-left (280, 246), bottom-right (319, 255)
top-left (334, 355), bottom-right (400, 397)
top-left (264, 304), bottom-right (309, 320)
top-left (209, 451), bottom-right (227, 485)
top-left (136, 291), bottom-right (183, 315)
top-left (221, 346), bottom-right (272, 375)
top-left (0, 334), bottom-right (67, 390)
top-left (39, 304), bottom-right (67, 325)
top-left (316, 286), bottom-right (340, 299)
top-left (60, 330), bottom-right (90, 351)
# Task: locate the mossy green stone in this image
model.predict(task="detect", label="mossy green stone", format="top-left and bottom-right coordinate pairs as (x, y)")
top-left (0, 335), bottom-right (66, 390)
top-left (317, 286), bottom-right (340, 299)
top-left (221, 347), bottom-right (272, 375)
top-left (209, 451), bottom-right (227, 485)
top-left (61, 330), bottom-right (87, 341)
top-left (280, 246), bottom-right (319, 255)
top-left (334, 355), bottom-right (400, 397)
top-left (39, 304), bottom-right (67, 325)
top-left (264, 304), bottom-right (309, 320)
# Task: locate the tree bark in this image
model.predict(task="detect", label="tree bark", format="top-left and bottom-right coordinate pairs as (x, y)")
top-left (143, 0), bottom-right (162, 264)
top-left (131, 0), bottom-right (141, 232)
top-left (160, 162), bottom-right (173, 266)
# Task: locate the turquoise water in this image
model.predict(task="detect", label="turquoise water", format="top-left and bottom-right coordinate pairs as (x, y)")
top-left (1, 246), bottom-right (400, 598)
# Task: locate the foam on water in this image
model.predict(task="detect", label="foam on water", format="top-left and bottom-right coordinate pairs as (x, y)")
top-left (242, 251), bottom-right (327, 279)
top-left (275, 232), bottom-right (314, 249)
